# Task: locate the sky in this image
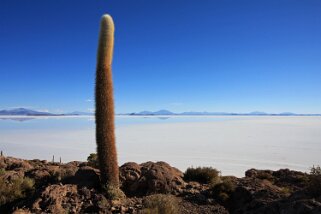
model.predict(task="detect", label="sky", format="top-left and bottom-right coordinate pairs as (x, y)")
top-left (1, 0), bottom-right (321, 114)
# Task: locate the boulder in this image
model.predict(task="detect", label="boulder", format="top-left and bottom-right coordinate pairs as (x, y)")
top-left (32, 184), bottom-right (81, 214)
top-left (3, 157), bottom-right (33, 171)
top-left (229, 178), bottom-right (287, 212)
top-left (272, 169), bottom-right (309, 189)
top-left (69, 166), bottom-right (100, 188)
top-left (120, 161), bottom-right (185, 196)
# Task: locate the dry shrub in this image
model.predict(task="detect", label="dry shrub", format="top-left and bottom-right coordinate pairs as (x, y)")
top-left (0, 176), bottom-right (34, 205)
top-left (184, 167), bottom-right (221, 185)
top-left (143, 194), bottom-right (179, 214)
top-left (48, 166), bottom-right (77, 183)
top-left (308, 165), bottom-right (321, 197)
top-left (210, 177), bottom-right (236, 204)
top-left (103, 184), bottom-right (125, 200)
top-left (87, 153), bottom-right (99, 168)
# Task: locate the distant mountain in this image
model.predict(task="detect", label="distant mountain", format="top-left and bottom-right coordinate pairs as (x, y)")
top-left (130, 110), bottom-right (230, 116)
top-left (0, 108), bottom-right (56, 116)
top-left (249, 111), bottom-right (268, 115)
top-left (68, 111), bottom-right (94, 116)
top-left (181, 111), bottom-right (234, 115)
top-left (134, 111), bottom-right (153, 115)
top-left (130, 110), bottom-right (240, 116)
top-left (1, 108), bottom-right (319, 117)
top-left (131, 110), bottom-right (175, 115)
top-left (0, 108), bottom-right (96, 116)
top-left (279, 112), bottom-right (296, 116)
top-left (181, 111), bottom-right (209, 115)
top-left (127, 109), bottom-right (321, 116)
top-left (153, 110), bottom-right (175, 115)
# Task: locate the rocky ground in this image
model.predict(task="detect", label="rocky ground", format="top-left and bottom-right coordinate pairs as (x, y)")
top-left (0, 156), bottom-right (320, 214)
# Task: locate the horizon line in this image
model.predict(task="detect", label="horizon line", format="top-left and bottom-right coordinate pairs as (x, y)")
top-left (1, 107), bottom-right (321, 116)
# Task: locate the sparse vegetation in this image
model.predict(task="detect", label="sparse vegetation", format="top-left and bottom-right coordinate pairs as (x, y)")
top-left (142, 194), bottom-right (179, 214)
top-left (0, 177), bottom-right (35, 206)
top-left (292, 172), bottom-right (310, 184)
top-left (103, 184), bottom-right (125, 200)
top-left (87, 153), bottom-right (99, 168)
top-left (280, 186), bottom-right (292, 196)
top-left (184, 167), bottom-right (221, 185)
top-left (97, 195), bottom-right (109, 209)
top-left (310, 165), bottom-right (321, 175)
top-left (210, 177), bottom-right (236, 204)
top-left (308, 165), bottom-right (321, 197)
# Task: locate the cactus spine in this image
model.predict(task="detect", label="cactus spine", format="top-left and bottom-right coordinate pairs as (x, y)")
top-left (95, 14), bottom-right (119, 188)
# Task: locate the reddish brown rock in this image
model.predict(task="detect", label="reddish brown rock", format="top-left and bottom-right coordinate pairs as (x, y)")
top-left (2, 156), bottom-right (33, 171)
top-left (1, 156), bottom-right (320, 214)
top-left (120, 161), bottom-right (185, 196)
top-left (33, 184), bottom-right (80, 213)
top-left (70, 166), bottom-right (100, 188)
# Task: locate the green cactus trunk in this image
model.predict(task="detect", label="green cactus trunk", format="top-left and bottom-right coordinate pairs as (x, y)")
top-left (95, 14), bottom-right (119, 188)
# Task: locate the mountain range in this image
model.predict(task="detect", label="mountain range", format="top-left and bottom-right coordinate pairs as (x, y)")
top-left (0, 108), bottom-right (320, 116)
top-left (128, 109), bottom-right (321, 116)
top-left (0, 108), bottom-right (56, 116)
top-left (0, 108), bottom-right (93, 116)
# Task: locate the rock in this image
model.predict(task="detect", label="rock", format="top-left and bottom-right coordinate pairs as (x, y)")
top-left (245, 168), bottom-right (274, 181)
top-left (183, 181), bottom-right (205, 195)
top-left (55, 164), bottom-right (78, 183)
top-left (79, 187), bottom-right (92, 199)
top-left (12, 208), bottom-right (31, 214)
top-left (0, 156), bottom-right (7, 169)
top-left (34, 184), bottom-right (81, 213)
top-left (245, 168), bottom-right (309, 189)
top-left (3, 157), bottom-right (33, 171)
top-left (120, 161), bottom-right (185, 196)
top-left (1, 170), bottom-right (25, 182)
top-left (120, 162), bottom-right (141, 187)
top-left (29, 159), bottom-right (47, 168)
top-left (245, 168), bottom-right (258, 177)
top-left (1, 156), bottom-right (320, 214)
top-left (186, 193), bottom-right (208, 205)
top-left (69, 166), bottom-right (100, 188)
top-left (227, 174), bottom-right (321, 214)
top-left (179, 199), bottom-right (229, 214)
top-left (66, 161), bottom-right (83, 167)
top-left (283, 199), bottom-right (321, 214)
top-left (229, 178), bottom-right (286, 212)
top-left (25, 168), bottom-right (52, 185)
top-left (244, 198), bottom-right (321, 214)
top-left (272, 169), bottom-right (309, 189)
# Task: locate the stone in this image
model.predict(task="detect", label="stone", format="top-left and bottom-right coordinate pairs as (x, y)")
top-left (120, 161), bottom-right (185, 196)
top-left (69, 166), bottom-right (100, 188)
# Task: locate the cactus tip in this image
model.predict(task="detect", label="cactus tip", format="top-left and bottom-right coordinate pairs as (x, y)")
top-left (101, 14), bottom-right (114, 23)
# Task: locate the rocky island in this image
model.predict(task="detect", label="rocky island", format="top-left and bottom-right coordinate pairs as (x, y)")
top-left (0, 155), bottom-right (320, 214)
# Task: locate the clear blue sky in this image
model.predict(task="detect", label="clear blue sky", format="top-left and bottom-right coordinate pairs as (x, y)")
top-left (1, 0), bottom-right (321, 114)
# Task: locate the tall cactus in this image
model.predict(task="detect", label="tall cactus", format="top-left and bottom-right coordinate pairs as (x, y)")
top-left (95, 14), bottom-right (119, 188)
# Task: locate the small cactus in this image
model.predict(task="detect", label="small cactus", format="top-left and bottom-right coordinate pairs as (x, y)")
top-left (95, 14), bottom-right (119, 188)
